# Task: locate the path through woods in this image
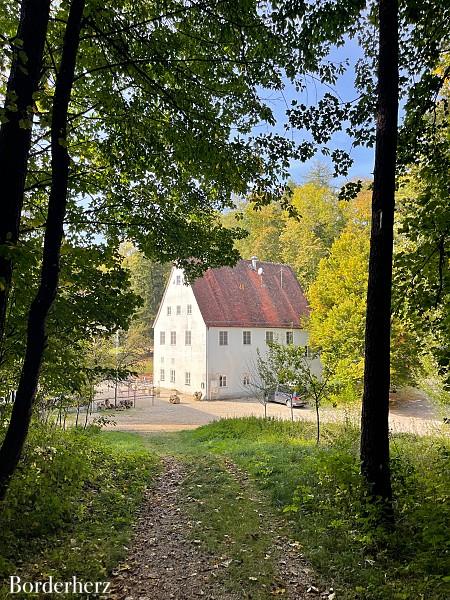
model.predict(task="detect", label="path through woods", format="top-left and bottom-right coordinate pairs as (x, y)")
top-left (109, 456), bottom-right (333, 600)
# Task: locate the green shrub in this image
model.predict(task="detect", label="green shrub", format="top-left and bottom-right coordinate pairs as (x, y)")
top-left (0, 425), bottom-right (158, 590)
top-left (183, 418), bottom-right (450, 600)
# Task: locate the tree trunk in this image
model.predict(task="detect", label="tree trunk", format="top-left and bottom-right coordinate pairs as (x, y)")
top-left (0, 0), bottom-right (50, 355)
top-left (360, 0), bottom-right (399, 507)
top-left (0, 0), bottom-right (85, 501)
top-left (315, 398), bottom-right (320, 445)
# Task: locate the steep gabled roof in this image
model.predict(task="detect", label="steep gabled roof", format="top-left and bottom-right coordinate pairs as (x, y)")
top-left (191, 260), bottom-right (309, 328)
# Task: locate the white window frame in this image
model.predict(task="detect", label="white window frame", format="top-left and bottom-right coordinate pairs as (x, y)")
top-left (266, 331), bottom-right (274, 344)
top-left (160, 369), bottom-right (165, 381)
top-left (170, 331), bottom-right (176, 345)
top-left (286, 331), bottom-right (294, 345)
top-left (187, 304), bottom-right (192, 315)
top-left (219, 331), bottom-right (228, 346)
top-left (170, 369), bottom-right (176, 383)
top-left (243, 331), bottom-right (251, 345)
top-left (176, 305), bottom-right (181, 315)
top-left (242, 374), bottom-right (250, 386)
top-left (160, 331), bottom-right (165, 345)
top-left (185, 372), bottom-right (191, 386)
top-left (305, 345), bottom-right (313, 359)
top-left (185, 330), bottom-right (191, 345)
top-left (167, 306), bottom-right (172, 316)
top-left (219, 375), bottom-right (227, 387)
top-left (176, 275), bottom-right (182, 285)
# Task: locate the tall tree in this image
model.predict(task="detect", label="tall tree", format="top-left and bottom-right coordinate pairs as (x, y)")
top-left (0, 0), bottom-right (51, 353)
top-left (360, 0), bottom-right (399, 506)
top-left (0, 0), bottom-right (304, 498)
top-left (0, 0), bottom-right (86, 498)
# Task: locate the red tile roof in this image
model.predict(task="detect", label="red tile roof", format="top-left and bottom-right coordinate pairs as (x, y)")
top-left (191, 260), bottom-right (309, 328)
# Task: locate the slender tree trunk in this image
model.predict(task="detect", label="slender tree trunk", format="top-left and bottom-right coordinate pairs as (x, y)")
top-left (360, 0), bottom-right (399, 507)
top-left (0, 0), bottom-right (85, 501)
top-left (315, 398), bottom-right (320, 445)
top-left (0, 0), bottom-right (50, 354)
top-left (75, 398), bottom-right (81, 427)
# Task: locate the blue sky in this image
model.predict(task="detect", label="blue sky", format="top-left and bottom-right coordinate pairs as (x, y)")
top-left (260, 37), bottom-right (375, 186)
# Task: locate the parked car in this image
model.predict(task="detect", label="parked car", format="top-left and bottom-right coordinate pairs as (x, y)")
top-left (267, 385), bottom-right (307, 408)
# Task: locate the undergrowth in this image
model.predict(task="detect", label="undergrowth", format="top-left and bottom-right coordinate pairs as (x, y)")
top-left (180, 417), bottom-right (450, 600)
top-left (0, 426), bottom-right (158, 598)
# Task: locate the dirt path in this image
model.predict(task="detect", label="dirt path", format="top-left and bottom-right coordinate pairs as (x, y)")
top-left (109, 457), bottom-right (329, 600)
top-left (109, 458), bottom-right (239, 600)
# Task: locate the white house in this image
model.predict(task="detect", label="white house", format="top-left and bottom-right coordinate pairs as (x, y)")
top-left (153, 258), bottom-right (320, 399)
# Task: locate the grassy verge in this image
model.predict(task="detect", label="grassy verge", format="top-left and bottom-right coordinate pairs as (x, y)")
top-left (144, 418), bottom-right (449, 600)
top-left (181, 455), bottom-right (287, 598)
top-left (138, 431), bottom-right (291, 598)
top-left (0, 426), bottom-right (159, 598)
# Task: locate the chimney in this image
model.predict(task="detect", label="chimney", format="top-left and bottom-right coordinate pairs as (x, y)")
top-left (251, 256), bottom-right (257, 270)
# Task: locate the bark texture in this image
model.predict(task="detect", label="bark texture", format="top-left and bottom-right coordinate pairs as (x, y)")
top-left (0, 0), bottom-right (51, 356)
top-left (360, 0), bottom-right (399, 505)
top-left (0, 0), bottom-right (85, 500)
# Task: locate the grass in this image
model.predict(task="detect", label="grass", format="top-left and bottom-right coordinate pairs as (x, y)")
top-left (0, 426), bottom-right (159, 599)
top-left (182, 455), bottom-right (284, 598)
top-left (138, 430), bottom-right (291, 598)
top-left (142, 417), bottom-right (450, 600)
top-left (0, 417), bottom-right (448, 599)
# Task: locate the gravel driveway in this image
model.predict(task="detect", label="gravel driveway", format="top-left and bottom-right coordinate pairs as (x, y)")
top-left (93, 387), bottom-right (446, 436)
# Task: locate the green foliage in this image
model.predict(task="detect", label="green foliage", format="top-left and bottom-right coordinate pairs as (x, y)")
top-left (280, 182), bottom-right (344, 288)
top-left (308, 218), bottom-right (370, 399)
top-left (222, 201), bottom-right (286, 263)
top-left (0, 426), bottom-right (158, 588)
top-left (394, 73), bottom-right (450, 398)
top-left (308, 188), bottom-right (421, 398)
top-left (176, 418), bottom-right (450, 600)
top-left (222, 176), bottom-right (344, 289)
top-left (0, 238), bottom-right (139, 397)
top-left (122, 245), bottom-right (171, 342)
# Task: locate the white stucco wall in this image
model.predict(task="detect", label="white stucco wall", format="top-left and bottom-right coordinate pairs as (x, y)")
top-left (206, 327), bottom-right (321, 399)
top-left (153, 268), bottom-right (207, 396)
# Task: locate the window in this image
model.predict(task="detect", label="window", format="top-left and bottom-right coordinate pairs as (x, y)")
top-left (160, 369), bottom-right (165, 381)
top-left (160, 331), bottom-right (165, 345)
top-left (242, 374), bottom-right (250, 386)
top-left (160, 356), bottom-right (164, 363)
top-left (185, 372), bottom-right (191, 385)
top-left (176, 274), bottom-right (182, 285)
top-left (201, 382), bottom-right (205, 389)
top-left (176, 305), bottom-right (181, 315)
top-left (219, 331), bottom-right (228, 346)
top-left (187, 304), bottom-right (192, 315)
top-left (266, 331), bottom-right (274, 344)
top-left (167, 306), bottom-right (172, 316)
top-left (185, 330), bottom-right (191, 345)
top-left (305, 345), bottom-right (313, 359)
top-left (243, 331), bottom-right (251, 345)
top-left (170, 369), bottom-right (176, 383)
top-left (219, 375), bottom-right (227, 387)
top-left (286, 331), bottom-right (294, 345)
top-left (170, 331), bottom-right (176, 345)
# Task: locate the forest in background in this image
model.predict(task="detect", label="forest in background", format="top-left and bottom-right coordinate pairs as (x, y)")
top-left (119, 156), bottom-right (448, 410)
